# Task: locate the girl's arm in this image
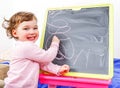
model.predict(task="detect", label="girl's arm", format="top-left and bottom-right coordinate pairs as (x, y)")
top-left (29, 36), bottom-right (60, 63)
top-left (13, 36), bottom-right (60, 63)
top-left (40, 62), bottom-right (70, 75)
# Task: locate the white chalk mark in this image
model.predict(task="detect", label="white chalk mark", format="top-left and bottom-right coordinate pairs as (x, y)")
top-left (47, 19), bottom-right (71, 34)
top-left (49, 10), bottom-right (63, 18)
top-left (73, 49), bottom-right (84, 65)
top-left (85, 49), bottom-right (90, 68)
top-left (99, 54), bottom-right (104, 67)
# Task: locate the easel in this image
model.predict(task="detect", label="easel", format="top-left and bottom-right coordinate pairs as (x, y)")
top-left (40, 74), bottom-right (111, 88)
top-left (39, 4), bottom-right (113, 88)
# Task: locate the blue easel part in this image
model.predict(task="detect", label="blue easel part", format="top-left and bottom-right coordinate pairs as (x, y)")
top-left (0, 61), bottom-right (10, 64)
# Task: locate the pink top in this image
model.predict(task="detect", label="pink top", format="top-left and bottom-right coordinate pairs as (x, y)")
top-left (4, 41), bottom-right (61, 88)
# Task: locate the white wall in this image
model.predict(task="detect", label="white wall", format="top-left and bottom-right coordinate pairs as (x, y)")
top-left (0, 0), bottom-right (120, 59)
top-left (111, 0), bottom-right (120, 58)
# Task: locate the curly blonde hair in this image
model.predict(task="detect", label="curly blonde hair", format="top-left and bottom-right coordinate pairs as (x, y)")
top-left (2, 11), bottom-right (37, 39)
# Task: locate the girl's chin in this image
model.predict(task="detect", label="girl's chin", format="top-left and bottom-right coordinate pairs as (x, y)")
top-left (22, 39), bottom-right (36, 43)
top-left (29, 40), bottom-right (36, 42)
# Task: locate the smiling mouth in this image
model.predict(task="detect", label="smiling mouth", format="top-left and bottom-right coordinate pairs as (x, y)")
top-left (27, 36), bottom-right (36, 41)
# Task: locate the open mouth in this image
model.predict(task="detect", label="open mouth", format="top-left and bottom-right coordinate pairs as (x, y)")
top-left (27, 36), bottom-right (36, 41)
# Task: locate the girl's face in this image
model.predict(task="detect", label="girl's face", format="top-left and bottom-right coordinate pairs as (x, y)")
top-left (12, 19), bottom-right (39, 43)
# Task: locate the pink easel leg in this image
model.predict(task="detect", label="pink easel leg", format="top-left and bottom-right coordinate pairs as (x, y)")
top-left (48, 85), bottom-right (56, 88)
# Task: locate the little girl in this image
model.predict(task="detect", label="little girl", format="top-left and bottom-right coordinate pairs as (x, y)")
top-left (2, 11), bottom-right (69, 88)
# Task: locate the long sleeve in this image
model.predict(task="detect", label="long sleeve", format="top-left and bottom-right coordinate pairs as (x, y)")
top-left (12, 41), bottom-right (59, 63)
top-left (40, 62), bottom-right (61, 75)
top-left (4, 41), bottom-right (60, 88)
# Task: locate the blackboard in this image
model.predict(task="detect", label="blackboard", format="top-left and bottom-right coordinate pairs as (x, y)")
top-left (41, 5), bottom-right (113, 79)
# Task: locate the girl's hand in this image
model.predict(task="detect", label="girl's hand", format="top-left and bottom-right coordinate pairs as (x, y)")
top-left (58, 64), bottom-right (70, 75)
top-left (52, 36), bottom-right (60, 44)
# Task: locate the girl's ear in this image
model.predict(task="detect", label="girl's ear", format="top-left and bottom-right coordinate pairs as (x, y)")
top-left (12, 29), bottom-right (18, 37)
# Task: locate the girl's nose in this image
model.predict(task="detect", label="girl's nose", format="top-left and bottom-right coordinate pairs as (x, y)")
top-left (29, 29), bottom-right (35, 34)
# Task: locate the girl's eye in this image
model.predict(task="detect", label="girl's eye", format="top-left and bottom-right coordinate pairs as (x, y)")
top-left (34, 27), bottom-right (38, 30)
top-left (23, 28), bottom-right (29, 30)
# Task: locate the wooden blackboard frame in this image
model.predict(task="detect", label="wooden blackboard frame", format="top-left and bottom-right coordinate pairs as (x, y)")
top-left (40, 4), bottom-right (114, 80)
